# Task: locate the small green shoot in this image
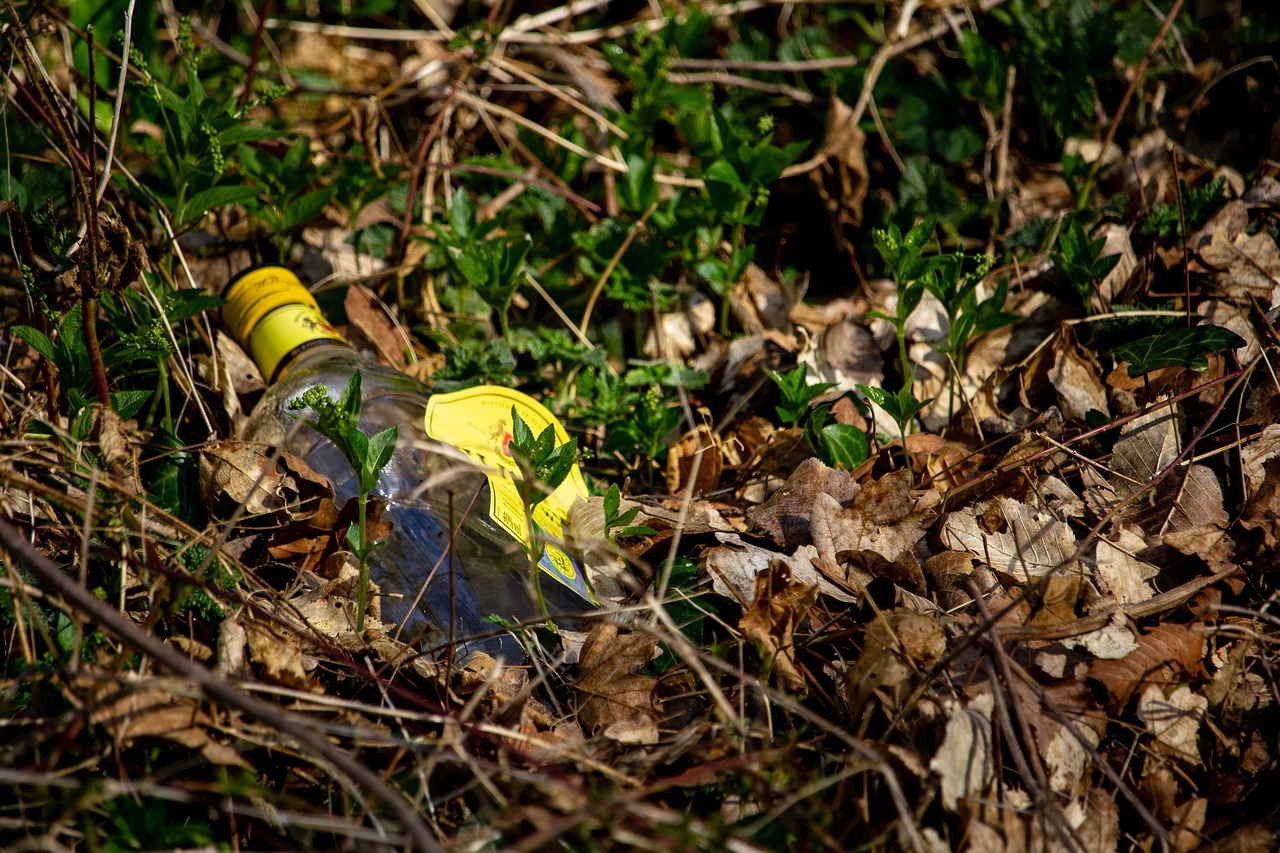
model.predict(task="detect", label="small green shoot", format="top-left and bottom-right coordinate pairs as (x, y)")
top-left (857, 384), bottom-right (933, 482)
top-left (1114, 325), bottom-right (1245, 377)
top-left (1052, 217), bottom-right (1121, 312)
top-left (602, 483), bottom-right (655, 542)
top-left (508, 406), bottom-right (578, 507)
top-left (1141, 177), bottom-right (1227, 239)
top-left (803, 401), bottom-right (870, 471)
top-left (290, 370), bottom-right (397, 632)
top-left (768, 364), bottom-right (836, 428)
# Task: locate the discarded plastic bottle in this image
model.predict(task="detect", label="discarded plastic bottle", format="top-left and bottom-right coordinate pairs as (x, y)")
top-left (222, 266), bottom-right (595, 658)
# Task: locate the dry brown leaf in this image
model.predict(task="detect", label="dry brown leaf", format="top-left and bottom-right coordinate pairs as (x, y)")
top-left (199, 440), bottom-right (290, 516)
top-left (1048, 327), bottom-right (1109, 421)
top-left (1242, 424), bottom-right (1280, 497)
top-left (1093, 223), bottom-right (1137, 311)
top-left (665, 423), bottom-right (723, 497)
top-left (1110, 404), bottom-right (1181, 497)
top-left (345, 283), bottom-right (408, 369)
top-left (1199, 226), bottom-right (1280, 300)
top-left (738, 561), bottom-right (818, 695)
top-left (939, 496), bottom-right (1078, 581)
top-left (811, 96), bottom-right (869, 230)
top-left (1089, 623), bottom-right (1206, 713)
top-left (1240, 453), bottom-right (1280, 550)
top-left (245, 618), bottom-right (314, 691)
top-left (574, 623), bottom-right (660, 736)
top-left (844, 610), bottom-right (946, 720)
top-left (88, 680), bottom-right (249, 768)
top-left (1094, 527), bottom-right (1158, 604)
top-left (747, 457), bottom-right (858, 549)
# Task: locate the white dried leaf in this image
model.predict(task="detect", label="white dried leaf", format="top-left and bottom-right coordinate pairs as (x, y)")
top-left (930, 691), bottom-right (995, 812)
top-left (1241, 424), bottom-right (1280, 496)
top-left (1094, 527), bottom-right (1158, 604)
top-left (1137, 685), bottom-right (1206, 765)
top-left (1066, 610), bottom-right (1139, 659)
top-left (940, 497), bottom-right (1078, 580)
top-left (704, 534), bottom-right (856, 604)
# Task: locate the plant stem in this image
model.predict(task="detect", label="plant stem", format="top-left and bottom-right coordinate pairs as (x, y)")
top-left (356, 491), bottom-right (369, 632)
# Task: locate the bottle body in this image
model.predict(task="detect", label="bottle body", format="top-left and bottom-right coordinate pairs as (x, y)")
top-left (226, 270), bottom-right (593, 658)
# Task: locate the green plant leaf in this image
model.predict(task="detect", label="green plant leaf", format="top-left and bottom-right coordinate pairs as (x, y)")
top-left (12, 325), bottom-right (56, 361)
top-left (1115, 325), bottom-right (1246, 377)
top-left (817, 423), bottom-right (869, 470)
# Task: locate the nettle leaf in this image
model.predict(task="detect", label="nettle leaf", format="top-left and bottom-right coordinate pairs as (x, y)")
top-left (1115, 325), bottom-right (1245, 377)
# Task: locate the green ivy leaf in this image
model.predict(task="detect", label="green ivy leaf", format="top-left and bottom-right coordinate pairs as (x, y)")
top-left (1115, 325), bottom-right (1246, 377)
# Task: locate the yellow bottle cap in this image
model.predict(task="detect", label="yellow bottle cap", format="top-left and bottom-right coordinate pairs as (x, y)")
top-left (222, 267), bottom-right (347, 381)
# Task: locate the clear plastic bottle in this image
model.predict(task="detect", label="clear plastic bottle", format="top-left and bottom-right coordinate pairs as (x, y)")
top-left (222, 267), bottom-right (596, 658)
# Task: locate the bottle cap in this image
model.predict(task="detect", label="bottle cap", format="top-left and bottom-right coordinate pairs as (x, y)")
top-left (222, 266), bottom-right (347, 381)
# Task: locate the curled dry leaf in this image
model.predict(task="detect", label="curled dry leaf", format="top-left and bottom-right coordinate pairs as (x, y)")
top-left (810, 96), bottom-right (869, 232)
top-left (665, 423), bottom-right (723, 497)
top-left (738, 561), bottom-right (819, 695)
top-left (345, 283), bottom-right (408, 370)
top-left (1048, 327), bottom-right (1109, 421)
top-left (245, 618), bottom-right (314, 691)
top-left (844, 609), bottom-right (946, 722)
top-left (199, 442), bottom-right (331, 519)
top-left (86, 678), bottom-right (249, 769)
top-left (1094, 527), bottom-right (1159, 604)
top-left (1199, 225), bottom-right (1280, 300)
top-left (574, 623), bottom-right (661, 737)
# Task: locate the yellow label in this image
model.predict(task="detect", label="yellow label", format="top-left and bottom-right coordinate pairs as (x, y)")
top-left (248, 303), bottom-right (347, 382)
top-left (424, 386), bottom-right (594, 603)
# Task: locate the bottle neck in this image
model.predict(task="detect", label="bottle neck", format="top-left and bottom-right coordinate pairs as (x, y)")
top-left (222, 267), bottom-right (351, 383)
top-left (244, 301), bottom-right (351, 383)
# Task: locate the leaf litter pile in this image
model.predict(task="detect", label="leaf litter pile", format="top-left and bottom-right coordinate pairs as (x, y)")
top-left (3, 1), bottom-right (1280, 850)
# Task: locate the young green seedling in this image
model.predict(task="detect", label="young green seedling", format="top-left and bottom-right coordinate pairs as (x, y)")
top-left (291, 370), bottom-right (397, 632)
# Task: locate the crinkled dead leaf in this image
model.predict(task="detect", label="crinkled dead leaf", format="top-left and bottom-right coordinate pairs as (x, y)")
top-left (940, 496), bottom-right (1078, 581)
top-left (245, 618), bottom-right (314, 691)
top-left (574, 623), bottom-right (660, 737)
top-left (929, 691), bottom-right (995, 813)
top-left (1199, 225), bottom-right (1280, 300)
top-left (748, 457), bottom-right (858, 549)
top-left (87, 679), bottom-right (250, 768)
top-left (809, 96), bottom-right (869, 230)
top-left (843, 609), bottom-right (946, 721)
top-left (809, 471), bottom-right (940, 594)
top-left (1138, 684), bottom-right (1206, 766)
top-left (1089, 623), bottom-right (1205, 713)
top-left (1066, 609), bottom-right (1140, 660)
top-left (703, 533), bottom-right (856, 604)
top-left (1110, 404), bottom-right (1182, 497)
top-left (738, 561), bottom-right (818, 695)
top-left (200, 440), bottom-right (289, 516)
